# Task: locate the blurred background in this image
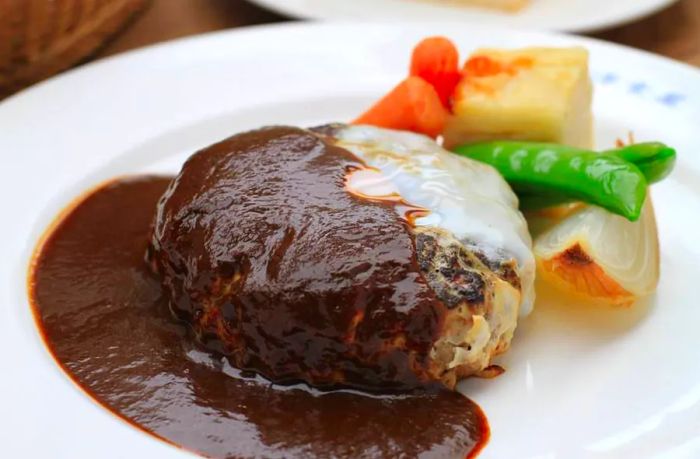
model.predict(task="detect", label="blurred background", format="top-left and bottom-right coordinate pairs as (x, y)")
top-left (0, 0), bottom-right (698, 100)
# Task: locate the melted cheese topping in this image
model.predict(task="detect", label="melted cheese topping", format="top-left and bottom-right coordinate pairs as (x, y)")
top-left (335, 125), bottom-right (536, 316)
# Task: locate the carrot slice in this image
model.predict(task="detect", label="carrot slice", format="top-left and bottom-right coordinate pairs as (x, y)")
top-left (353, 76), bottom-right (449, 138)
top-left (409, 36), bottom-right (461, 108)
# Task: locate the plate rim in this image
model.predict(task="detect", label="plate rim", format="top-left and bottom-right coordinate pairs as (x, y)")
top-left (245, 0), bottom-right (680, 33)
top-left (2, 20), bottom-right (700, 111)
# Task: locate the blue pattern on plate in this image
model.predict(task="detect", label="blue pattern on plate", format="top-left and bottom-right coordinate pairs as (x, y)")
top-left (629, 82), bottom-right (648, 94)
top-left (600, 72), bottom-right (619, 84)
top-left (592, 71), bottom-right (687, 108)
top-left (657, 93), bottom-right (686, 107)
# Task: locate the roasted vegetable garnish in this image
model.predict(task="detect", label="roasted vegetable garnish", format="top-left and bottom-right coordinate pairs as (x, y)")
top-left (354, 36), bottom-right (461, 138)
top-left (533, 198), bottom-right (659, 306)
top-left (353, 76), bottom-right (448, 138)
top-left (410, 36), bottom-right (461, 108)
top-left (444, 47), bottom-right (593, 150)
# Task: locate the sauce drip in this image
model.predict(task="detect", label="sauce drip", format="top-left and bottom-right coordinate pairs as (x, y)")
top-left (29, 176), bottom-right (489, 458)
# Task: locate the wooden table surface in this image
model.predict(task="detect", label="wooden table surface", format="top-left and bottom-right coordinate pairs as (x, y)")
top-left (99, 0), bottom-right (700, 66)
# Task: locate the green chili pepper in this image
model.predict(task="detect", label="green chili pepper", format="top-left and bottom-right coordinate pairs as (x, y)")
top-left (453, 141), bottom-right (649, 221)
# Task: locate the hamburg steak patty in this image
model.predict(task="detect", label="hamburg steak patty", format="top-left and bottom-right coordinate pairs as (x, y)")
top-left (148, 125), bottom-right (534, 390)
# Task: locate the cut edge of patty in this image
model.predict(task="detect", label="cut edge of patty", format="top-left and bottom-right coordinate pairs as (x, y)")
top-left (415, 226), bottom-right (521, 388)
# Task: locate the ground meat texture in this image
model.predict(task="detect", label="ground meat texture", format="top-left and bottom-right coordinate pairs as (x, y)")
top-left (149, 126), bottom-right (522, 391)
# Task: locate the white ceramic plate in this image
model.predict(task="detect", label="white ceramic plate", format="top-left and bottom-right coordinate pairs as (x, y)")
top-left (2, 22), bottom-right (700, 459)
top-left (248, 0), bottom-right (679, 32)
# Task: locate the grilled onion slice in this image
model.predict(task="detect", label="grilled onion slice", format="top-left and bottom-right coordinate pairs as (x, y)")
top-left (533, 198), bottom-right (659, 306)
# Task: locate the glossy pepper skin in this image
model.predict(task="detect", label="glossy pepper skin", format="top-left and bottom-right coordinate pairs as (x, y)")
top-left (603, 142), bottom-right (676, 184)
top-left (453, 141), bottom-right (648, 221)
top-left (517, 142), bottom-right (676, 211)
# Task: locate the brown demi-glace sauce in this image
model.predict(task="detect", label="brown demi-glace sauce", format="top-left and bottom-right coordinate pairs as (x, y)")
top-left (29, 176), bottom-right (489, 458)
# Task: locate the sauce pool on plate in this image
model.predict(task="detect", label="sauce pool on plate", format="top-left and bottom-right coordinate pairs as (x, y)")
top-left (28, 176), bottom-right (489, 458)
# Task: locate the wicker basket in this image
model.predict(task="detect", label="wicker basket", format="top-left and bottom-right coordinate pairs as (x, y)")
top-left (0, 0), bottom-right (149, 98)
